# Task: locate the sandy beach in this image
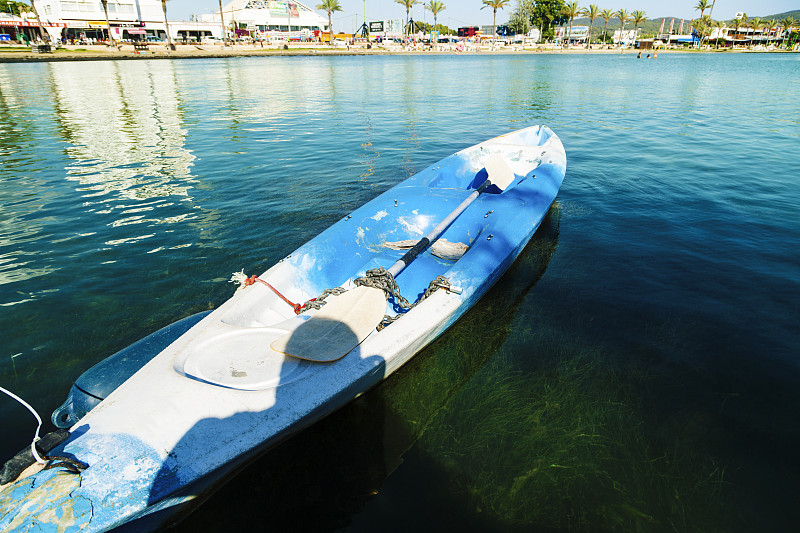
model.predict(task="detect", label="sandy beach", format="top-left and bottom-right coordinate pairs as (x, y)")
top-left (0, 41), bottom-right (780, 62)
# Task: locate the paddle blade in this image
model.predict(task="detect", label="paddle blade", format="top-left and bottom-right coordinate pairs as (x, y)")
top-left (484, 153), bottom-right (515, 191)
top-left (270, 286), bottom-right (386, 362)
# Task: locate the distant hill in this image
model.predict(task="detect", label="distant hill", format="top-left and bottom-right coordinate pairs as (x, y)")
top-left (762, 10), bottom-right (800, 19)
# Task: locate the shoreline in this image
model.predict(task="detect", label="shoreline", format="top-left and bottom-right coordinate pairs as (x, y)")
top-left (1, 42), bottom-right (795, 63)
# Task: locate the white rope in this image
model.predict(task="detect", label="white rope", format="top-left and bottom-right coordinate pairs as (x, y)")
top-left (229, 269), bottom-right (249, 287)
top-left (0, 386), bottom-right (46, 464)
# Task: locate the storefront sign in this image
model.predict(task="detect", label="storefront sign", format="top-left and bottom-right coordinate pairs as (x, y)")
top-left (1, 20), bottom-right (67, 27)
top-left (268, 1), bottom-right (299, 17)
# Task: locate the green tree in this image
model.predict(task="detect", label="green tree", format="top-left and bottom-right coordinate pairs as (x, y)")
top-left (161, 0), bottom-right (175, 50)
top-left (0, 1), bottom-right (30, 14)
top-left (396, 0), bottom-right (420, 36)
top-left (615, 8), bottom-right (628, 46)
top-left (580, 4), bottom-right (599, 47)
top-left (529, 0), bottom-right (568, 42)
top-left (508, 0), bottom-right (532, 36)
top-left (481, 0), bottom-right (510, 47)
top-left (562, 1), bottom-right (579, 45)
top-left (415, 21), bottom-right (456, 34)
top-left (316, 0), bottom-right (342, 43)
top-left (599, 8), bottom-right (614, 44)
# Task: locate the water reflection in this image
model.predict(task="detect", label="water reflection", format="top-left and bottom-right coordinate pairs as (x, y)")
top-left (0, 68), bottom-right (62, 287)
top-left (47, 61), bottom-right (196, 217)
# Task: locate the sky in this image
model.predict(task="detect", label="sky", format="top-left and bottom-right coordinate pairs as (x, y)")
top-left (169, 1), bottom-right (799, 33)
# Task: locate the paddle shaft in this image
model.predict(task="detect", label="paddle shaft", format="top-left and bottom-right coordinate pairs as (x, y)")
top-left (387, 179), bottom-right (494, 277)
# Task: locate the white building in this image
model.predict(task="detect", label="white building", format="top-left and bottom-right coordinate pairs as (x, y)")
top-left (0, 11), bottom-right (66, 42)
top-left (199, 1), bottom-right (328, 40)
top-left (28, 1), bottom-right (224, 42)
top-left (4, 1), bottom-right (332, 44)
top-left (613, 28), bottom-right (639, 46)
top-left (563, 25), bottom-right (589, 40)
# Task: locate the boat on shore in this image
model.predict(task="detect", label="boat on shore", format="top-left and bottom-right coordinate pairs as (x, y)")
top-left (0, 125), bottom-right (566, 532)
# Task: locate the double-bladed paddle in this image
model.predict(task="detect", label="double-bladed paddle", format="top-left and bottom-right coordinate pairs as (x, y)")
top-left (271, 153), bottom-right (516, 362)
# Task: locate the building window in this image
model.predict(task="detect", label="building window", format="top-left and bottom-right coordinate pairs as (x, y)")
top-left (108, 3), bottom-right (135, 14)
top-left (61, 2), bottom-right (98, 13)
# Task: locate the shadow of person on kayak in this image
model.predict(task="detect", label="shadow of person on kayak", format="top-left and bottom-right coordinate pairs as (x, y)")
top-left (163, 208), bottom-right (565, 531)
top-left (141, 317), bottom-right (387, 521)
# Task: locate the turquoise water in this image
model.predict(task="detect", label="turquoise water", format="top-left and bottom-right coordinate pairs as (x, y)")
top-left (1, 53), bottom-right (799, 531)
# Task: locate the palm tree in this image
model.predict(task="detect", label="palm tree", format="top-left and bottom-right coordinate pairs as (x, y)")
top-left (780, 17), bottom-right (796, 48)
top-left (317, 0), bottom-right (342, 44)
top-left (396, 0), bottom-right (419, 37)
top-left (615, 9), bottom-right (629, 47)
top-left (748, 17), bottom-right (763, 48)
top-left (730, 14), bottom-right (744, 46)
top-left (694, 14), bottom-right (712, 48)
top-left (425, 1), bottom-right (446, 49)
top-left (561, 1), bottom-right (579, 46)
top-left (631, 9), bottom-right (647, 44)
top-left (600, 8), bottom-right (614, 45)
top-left (695, 0), bottom-right (710, 18)
top-left (426, 1), bottom-right (446, 34)
top-left (712, 19), bottom-right (725, 48)
top-left (100, 0), bottom-right (115, 46)
top-left (218, 0), bottom-right (226, 43)
top-left (481, 0), bottom-right (510, 48)
top-left (160, 0), bottom-right (175, 50)
top-left (28, 0), bottom-right (48, 42)
top-left (581, 4), bottom-right (600, 48)
top-left (770, 19), bottom-right (782, 45)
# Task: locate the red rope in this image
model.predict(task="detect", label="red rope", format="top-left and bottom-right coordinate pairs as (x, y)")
top-left (244, 275), bottom-right (304, 315)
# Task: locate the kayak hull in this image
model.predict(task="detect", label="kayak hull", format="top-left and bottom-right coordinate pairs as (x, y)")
top-left (0, 125), bottom-right (566, 532)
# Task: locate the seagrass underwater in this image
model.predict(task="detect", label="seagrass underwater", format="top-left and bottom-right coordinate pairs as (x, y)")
top-left (0, 53), bottom-right (798, 531)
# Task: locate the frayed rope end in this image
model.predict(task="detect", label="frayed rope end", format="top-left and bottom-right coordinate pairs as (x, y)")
top-left (229, 270), bottom-right (251, 288)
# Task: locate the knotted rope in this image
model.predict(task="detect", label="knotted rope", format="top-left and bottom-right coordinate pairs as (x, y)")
top-left (231, 267), bottom-right (455, 331)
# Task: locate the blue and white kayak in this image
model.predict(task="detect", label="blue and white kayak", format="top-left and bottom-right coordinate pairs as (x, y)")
top-left (0, 125), bottom-right (566, 531)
